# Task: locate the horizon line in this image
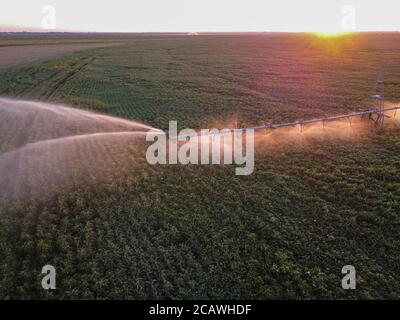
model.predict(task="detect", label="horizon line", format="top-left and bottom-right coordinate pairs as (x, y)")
top-left (1, 30), bottom-right (400, 34)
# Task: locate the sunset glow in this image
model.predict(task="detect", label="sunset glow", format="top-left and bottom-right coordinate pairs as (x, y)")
top-left (313, 31), bottom-right (352, 39)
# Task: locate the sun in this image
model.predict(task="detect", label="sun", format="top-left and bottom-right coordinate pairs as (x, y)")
top-left (314, 32), bottom-right (349, 38)
top-left (312, 27), bottom-right (352, 38)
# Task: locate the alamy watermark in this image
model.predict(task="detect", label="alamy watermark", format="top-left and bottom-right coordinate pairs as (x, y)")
top-left (341, 5), bottom-right (357, 31)
top-left (341, 265), bottom-right (356, 290)
top-left (41, 5), bottom-right (57, 30)
top-left (146, 121), bottom-right (254, 175)
top-left (41, 265), bottom-right (56, 290)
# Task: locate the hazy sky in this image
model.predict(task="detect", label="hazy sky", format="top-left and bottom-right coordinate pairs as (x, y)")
top-left (1, 0), bottom-right (399, 32)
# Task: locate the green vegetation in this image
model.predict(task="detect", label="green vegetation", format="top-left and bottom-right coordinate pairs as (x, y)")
top-left (2, 33), bottom-right (400, 130)
top-left (0, 33), bottom-right (399, 299)
top-left (1, 130), bottom-right (399, 299)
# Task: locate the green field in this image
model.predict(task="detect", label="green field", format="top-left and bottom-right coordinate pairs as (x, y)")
top-left (0, 33), bottom-right (399, 299)
top-left (2, 33), bottom-right (400, 129)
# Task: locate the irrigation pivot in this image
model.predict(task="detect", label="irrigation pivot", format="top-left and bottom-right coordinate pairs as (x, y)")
top-left (174, 105), bottom-right (400, 141)
top-left (174, 66), bottom-right (399, 141)
top-left (369, 65), bottom-right (386, 127)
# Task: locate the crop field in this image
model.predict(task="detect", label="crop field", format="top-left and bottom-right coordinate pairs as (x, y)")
top-left (0, 33), bottom-right (399, 299)
top-left (0, 38), bottom-right (122, 71)
top-left (1, 33), bottom-right (400, 129)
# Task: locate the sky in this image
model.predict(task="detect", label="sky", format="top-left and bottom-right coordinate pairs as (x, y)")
top-left (0, 0), bottom-right (399, 33)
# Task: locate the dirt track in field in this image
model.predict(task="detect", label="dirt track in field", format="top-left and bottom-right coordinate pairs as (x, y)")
top-left (0, 42), bottom-right (119, 70)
